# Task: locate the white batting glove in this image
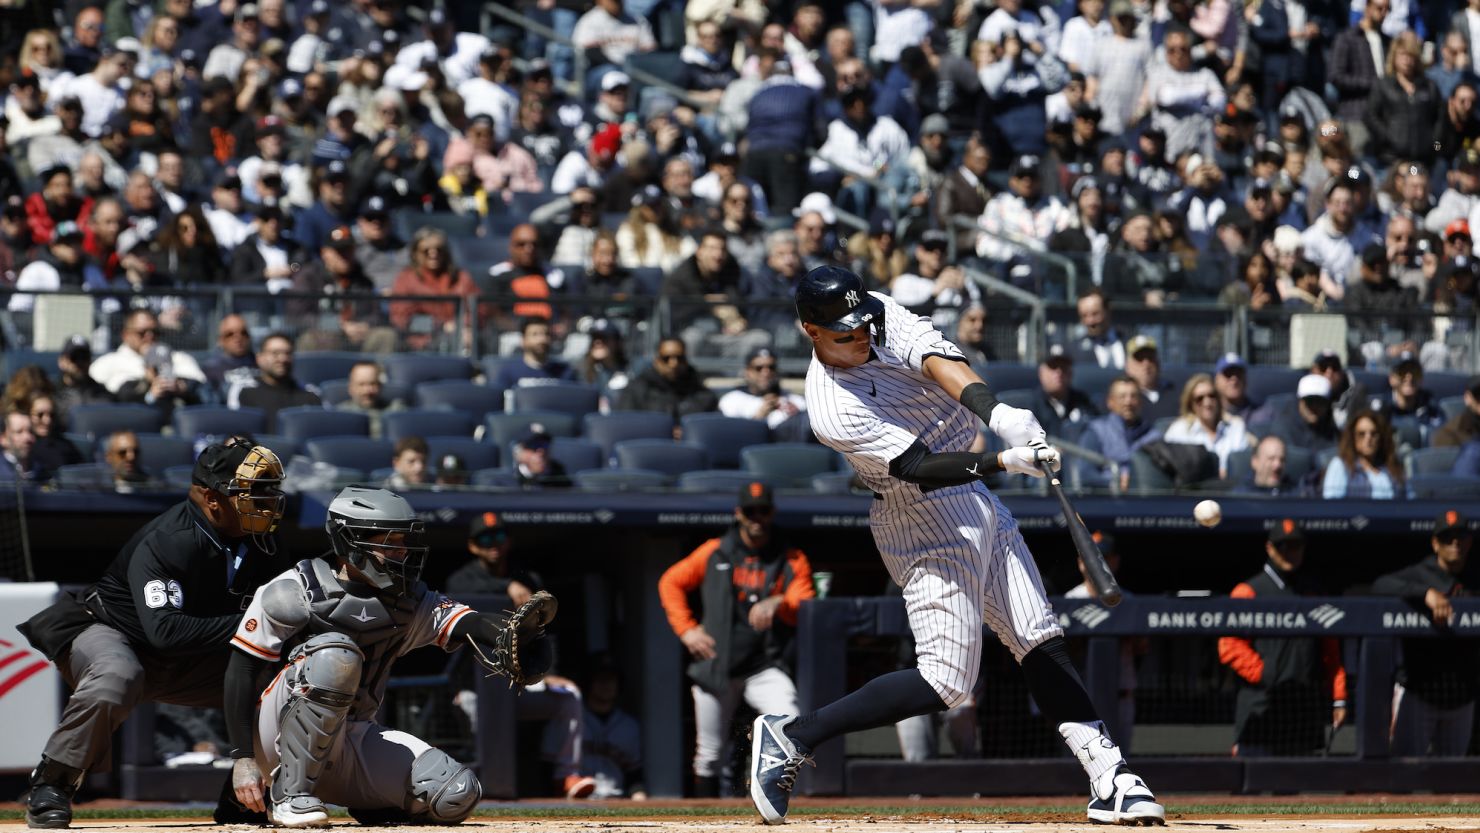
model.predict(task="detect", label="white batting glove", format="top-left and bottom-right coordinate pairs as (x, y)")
top-left (1028, 438), bottom-right (1061, 474)
top-left (987, 403), bottom-right (1046, 448)
top-left (1000, 445), bottom-right (1061, 478)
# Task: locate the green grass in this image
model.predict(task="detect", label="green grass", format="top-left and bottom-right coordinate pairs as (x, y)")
top-left (2, 801), bottom-right (1479, 821)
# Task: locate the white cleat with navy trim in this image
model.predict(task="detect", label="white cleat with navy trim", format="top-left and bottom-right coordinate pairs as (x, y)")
top-left (749, 714), bottom-right (813, 825)
top-left (1087, 766), bottom-right (1165, 826)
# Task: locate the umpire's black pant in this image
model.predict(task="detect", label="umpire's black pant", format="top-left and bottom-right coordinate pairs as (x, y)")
top-left (46, 623), bottom-right (229, 772)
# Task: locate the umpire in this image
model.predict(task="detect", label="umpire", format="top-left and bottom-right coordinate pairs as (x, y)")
top-left (17, 438), bottom-right (286, 828)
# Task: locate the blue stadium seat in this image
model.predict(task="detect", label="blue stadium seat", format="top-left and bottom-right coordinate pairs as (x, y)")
top-left (679, 414), bottom-right (771, 469)
top-left (583, 411), bottom-right (674, 459)
top-left (1407, 446), bottom-right (1462, 477)
top-left (1351, 369), bottom-right (1391, 396)
top-left (416, 380), bottom-right (504, 415)
top-left (630, 267), bottom-right (663, 295)
top-left (979, 363), bottom-right (1037, 392)
top-left (1409, 474), bottom-right (1480, 499)
top-left (507, 191), bottom-right (557, 217)
top-left (384, 354), bottom-right (475, 386)
top-left (613, 439), bottom-right (709, 477)
top-left (163, 465), bottom-right (194, 490)
top-left (739, 443), bottom-right (838, 486)
top-left (393, 209), bottom-right (479, 243)
top-left (1427, 372), bottom-right (1471, 400)
top-left (1074, 366), bottom-right (1123, 402)
top-left (5, 349), bottom-right (61, 381)
top-left (449, 236), bottom-right (509, 281)
top-left (252, 434), bottom-right (301, 462)
top-left (572, 469), bottom-right (669, 491)
top-left (484, 411), bottom-right (579, 448)
top-left (471, 467), bottom-right (521, 487)
top-left (64, 432), bottom-right (96, 463)
top-left (810, 471), bottom-right (859, 494)
top-left (134, 434), bottom-right (196, 473)
top-left (547, 437), bottom-right (603, 473)
top-left (305, 438), bottom-right (394, 472)
top-left (69, 404), bottom-right (166, 439)
top-left (173, 406), bottom-right (268, 440)
top-left (996, 389), bottom-right (1037, 410)
top-left (1245, 367), bottom-right (1305, 402)
top-left (678, 470), bottom-right (778, 493)
top-left (381, 410), bottom-right (478, 442)
top-left (1439, 396), bottom-right (1466, 422)
top-left (1389, 416), bottom-right (1423, 450)
top-left (1128, 450), bottom-right (1174, 495)
top-left (511, 384), bottom-right (601, 417)
top-left (1249, 393), bottom-right (1296, 433)
top-left (277, 408), bottom-right (369, 441)
top-left (293, 352), bottom-right (366, 386)
top-left (53, 463), bottom-right (113, 490)
top-left (426, 437), bottom-right (499, 471)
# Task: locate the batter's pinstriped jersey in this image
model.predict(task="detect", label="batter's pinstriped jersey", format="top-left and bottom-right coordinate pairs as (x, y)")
top-left (804, 292), bottom-right (1060, 705)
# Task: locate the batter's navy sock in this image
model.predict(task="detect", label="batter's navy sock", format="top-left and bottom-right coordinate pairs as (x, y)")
top-left (1019, 638), bottom-right (1124, 785)
top-left (786, 669), bottom-right (946, 751)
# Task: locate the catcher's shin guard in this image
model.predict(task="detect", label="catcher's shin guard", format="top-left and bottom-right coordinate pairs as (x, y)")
top-left (407, 748), bottom-right (482, 824)
top-left (269, 633), bottom-right (363, 811)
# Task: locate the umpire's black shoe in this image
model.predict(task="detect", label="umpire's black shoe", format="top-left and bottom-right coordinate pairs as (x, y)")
top-left (347, 807), bottom-right (415, 826)
top-left (212, 774), bottom-right (268, 826)
top-left (26, 757), bottom-right (83, 829)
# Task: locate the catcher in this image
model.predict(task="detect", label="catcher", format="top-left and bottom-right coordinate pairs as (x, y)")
top-left (223, 486), bottom-right (556, 826)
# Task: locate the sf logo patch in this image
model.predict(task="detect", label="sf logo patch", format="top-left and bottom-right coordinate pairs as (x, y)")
top-left (845, 290), bottom-right (860, 307)
top-left (245, 618), bottom-right (258, 632)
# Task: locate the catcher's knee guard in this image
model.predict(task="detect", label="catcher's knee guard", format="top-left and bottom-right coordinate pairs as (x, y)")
top-left (270, 632), bottom-right (364, 804)
top-left (406, 748), bottom-right (481, 824)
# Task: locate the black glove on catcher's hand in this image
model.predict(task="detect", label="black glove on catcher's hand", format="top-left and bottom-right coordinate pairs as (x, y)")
top-left (465, 591), bottom-right (557, 687)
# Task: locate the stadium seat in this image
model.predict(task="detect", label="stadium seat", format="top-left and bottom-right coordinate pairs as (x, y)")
top-left (4, 349), bottom-right (61, 381)
top-left (277, 408), bottom-right (369, 441)
top-left (173, 406), bottom-right (267, 440)
top-left (613, 439), bottom-right (709, 477)
top-left (69, 404), bottom-right (166, 439)
top-left (392, 208), bottom-right (479, 242)
top-left (572, 469), bottom-right (669, 491)
top-left (1409, 474), bottom-right (1480, 499)
top-left (293, 352), bottom-right (366, 386)
top-left (305, 438), bottom-right (394, 472)
top-left (483, 411), bottom-right (579, 448)
top-left (679, 414), bottom-right (770, 469)
top-left (471, 467), bottom-right (521, 487)
top-left (810, 471), bottom-right (860, 495)
top-left (134, 434), bottom-right (196, 473)
top-left (1250, 393), bottom-right (1296, 433)
top-left (507, 191), bottom-right (557, 217)
top-left (1351, 369), bottom-right (1391, 396)
top-left (416, 380), bottom-right (504, 415)
top-left (1246, 367), bottom-right (1305, 402)
top-left (1407, 446), bottom-right (1462, 478)
top-left (383, 354), bottom-right (476, 386)
top-left (449, 236), bottom-right (508, 282)
top-left (739, 443), bottom-right (838, 486)
top-left (252, 434), bottom-right (301, 462)
top-left (64, 432), bottom-right (95, 463)
top-left (977, 363), bottom-right (1037, 392)
top-left (547, 437), bottom-right (603, 473)
top-left (381, 410), bottom-right (478, 442)
top-left (511, 384), bottom-right (601, 418)
top-left (1426, 372), bottom-right (1470, 399)
top-left (163, 465), bottom-right (194, 490)
top-left (583, 411), bottom-right (675, 459)
top-left (996, 389), bottom-right (1037, 410)
top-left (1389, 416), bottom-right (1423, 451)
top-left (53, 463), bottom-right (113, 490)
top-left (1128, 450), bottom-right (1174, 495)
top-left (1439, 396), bottom-right (1466, 422)
top-left (426, 437), bottom-right (499, 471)
top-left (678, 470), bottom-right (778, 492)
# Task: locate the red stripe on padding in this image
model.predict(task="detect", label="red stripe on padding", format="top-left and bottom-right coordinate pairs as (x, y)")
top-left (0, 660), bottom-right (52, 700)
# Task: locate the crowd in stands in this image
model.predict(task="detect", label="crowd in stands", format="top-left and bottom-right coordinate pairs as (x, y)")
top-left (0, 0), bottom-right (1478, 493)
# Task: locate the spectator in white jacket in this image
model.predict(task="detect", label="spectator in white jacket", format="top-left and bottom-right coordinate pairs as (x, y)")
top-left (1138, 28), bottom-right (1225, 160)
top-left (977, 154), bottom-right (1073, 263)
top-left (1301, 179), bottom-right (1379, 302)
top-left (809, 85), bottom-right (912, 217)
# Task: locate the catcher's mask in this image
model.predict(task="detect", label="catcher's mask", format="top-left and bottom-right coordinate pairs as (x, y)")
top-left (325, 486), bottom-right (429, 596)
top-left (193, 437), bottom-right (285, 546)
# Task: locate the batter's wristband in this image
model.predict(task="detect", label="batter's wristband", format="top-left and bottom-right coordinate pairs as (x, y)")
top-left (959, 383), bottom-right (1001, 423)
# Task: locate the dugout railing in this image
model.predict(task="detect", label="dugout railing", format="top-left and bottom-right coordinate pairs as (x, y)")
top-left (795, 595), bottom-right (1480, 797)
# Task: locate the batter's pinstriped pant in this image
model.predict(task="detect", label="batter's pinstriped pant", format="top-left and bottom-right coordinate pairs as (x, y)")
top-left (872, 482), bottom-right (1062, 708)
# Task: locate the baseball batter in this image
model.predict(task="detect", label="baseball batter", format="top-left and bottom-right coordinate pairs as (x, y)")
top-left (749, 267), bottom-right (1163, 826)
top-left (223, 487), bottom-right (557, 827)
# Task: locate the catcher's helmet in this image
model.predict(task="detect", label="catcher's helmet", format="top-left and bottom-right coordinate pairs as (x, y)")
top-left (795, 265), bottom-right (885, 332)
top-left (326, 486), bottom-right (429, 595)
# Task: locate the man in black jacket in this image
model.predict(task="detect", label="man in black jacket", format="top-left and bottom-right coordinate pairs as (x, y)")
top-left (1372, 509), bottom-right (1478, 756)
top-left (1217, 520), bottom-right (1347, 756)
top-left (616, 338), bottom-right (718, 434)
top-left (235, 333), bottom-right (322, 431)
top-left (17, 438), bottom-right (286, 828)
top-left (1027, 345), bottom-right (1099, 441)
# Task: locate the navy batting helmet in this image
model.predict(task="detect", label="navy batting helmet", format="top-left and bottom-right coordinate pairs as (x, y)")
top-left (795, 266), bottom-right (885, 332)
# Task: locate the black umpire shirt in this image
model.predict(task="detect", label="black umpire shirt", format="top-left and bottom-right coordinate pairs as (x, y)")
top-left (86, 500), bottom-right (284, 658)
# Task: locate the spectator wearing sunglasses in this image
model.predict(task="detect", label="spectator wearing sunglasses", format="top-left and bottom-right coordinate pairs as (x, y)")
top-left (1372, 510), bottom-right (1478, 756)
top-left (616, 338), bottom-right (718, 436)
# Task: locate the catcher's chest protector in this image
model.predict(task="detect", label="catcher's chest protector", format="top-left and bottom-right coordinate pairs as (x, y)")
top-left (291, 559), bottom-right (423, 719)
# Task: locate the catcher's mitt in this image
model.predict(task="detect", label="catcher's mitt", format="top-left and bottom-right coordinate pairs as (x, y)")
top-left (467, 591), bottom-right (557, 687)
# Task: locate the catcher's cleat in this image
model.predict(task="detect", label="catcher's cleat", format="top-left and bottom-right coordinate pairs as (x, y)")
top-left (748, 714), bottom-right (812, 825)
top-left (269, 795), bottom-right (330, 828)
top-left (1087, 766), bottom-right (1165, 826)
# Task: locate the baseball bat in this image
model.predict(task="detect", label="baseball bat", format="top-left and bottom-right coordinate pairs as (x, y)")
top-left (1040, 463), bottom-right (1123, 607)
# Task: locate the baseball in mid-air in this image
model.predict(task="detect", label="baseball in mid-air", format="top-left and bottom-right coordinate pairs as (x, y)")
top-left (1193, 500), bottom-right (1222, 528)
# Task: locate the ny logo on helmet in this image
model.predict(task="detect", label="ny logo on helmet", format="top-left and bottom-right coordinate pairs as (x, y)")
top-left (845, 290), bottom-right (860, 307)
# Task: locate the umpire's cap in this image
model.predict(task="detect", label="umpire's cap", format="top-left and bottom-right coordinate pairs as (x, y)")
top-left (795, 265), bottom-right (884, 332)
